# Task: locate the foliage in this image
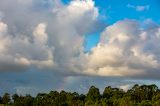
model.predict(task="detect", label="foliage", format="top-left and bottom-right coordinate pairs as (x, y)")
top-left (0, 84), bottom-right (160, 106)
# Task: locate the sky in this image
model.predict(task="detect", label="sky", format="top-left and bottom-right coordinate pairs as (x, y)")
top-left (0, 0), bottom-right (160, 96)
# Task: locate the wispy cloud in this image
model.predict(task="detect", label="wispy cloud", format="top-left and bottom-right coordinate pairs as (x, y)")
top-left (127, 4), bottom-right (150, 12)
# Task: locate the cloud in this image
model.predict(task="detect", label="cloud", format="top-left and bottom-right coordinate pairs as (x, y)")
top-left (119, 84), bottom-right (131, 91)
top-left (127, 4), bottom-right (150, 12)
top-left (0, 0), bottom-right (105, 95)
top-left (85, 19), bottom-right (160, 79)
top-left (0, 21), bottom-right (55, 71)
top-left (33, 23), bottom-right (48, 45)
top-left (0, 0), bottom-right (160, 96)
top-left (54, 76), bottom-right (133, 94)
top-left (0, 0), bottom-right (101, 72)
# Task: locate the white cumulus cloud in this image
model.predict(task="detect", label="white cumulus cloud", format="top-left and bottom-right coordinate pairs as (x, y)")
top-left (85, 19), bottom-right (160, 79)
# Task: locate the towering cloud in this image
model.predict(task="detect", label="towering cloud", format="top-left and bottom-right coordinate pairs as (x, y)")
top-left (0, 0), bottom-right (99, 72)
top-left (0, 0), bottom-right (102, 95)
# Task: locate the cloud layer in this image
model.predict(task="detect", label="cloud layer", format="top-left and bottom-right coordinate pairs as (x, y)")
top-left (0, 0), bottom-right (160, 95)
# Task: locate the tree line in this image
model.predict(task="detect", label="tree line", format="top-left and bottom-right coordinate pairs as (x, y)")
top-left (1, 84), bottom-right (160, 106)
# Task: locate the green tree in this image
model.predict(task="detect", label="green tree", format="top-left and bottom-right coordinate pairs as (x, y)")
top-left (59, 90), bottom-right (68, 106)
top-left (103, 86), bottom-right (113, 99)
top-left (0, 84), bottom-right (160, 106)
top-left (86, 86), bottom-right (101, 105)
top-left (2, 93), bottom-right (10, 105)
top-left (0, 96), bottom-right (2, 104)
top-left (12, 94), bottom-right (19, 102)
top-left (138, 100), bottom-right (151, 106)
top-left (118, 96), bottom-right (135, 106)
top-left (34, 93), bottom-right (47, 106)
top-left (47, 91), bottom-right (60, 106)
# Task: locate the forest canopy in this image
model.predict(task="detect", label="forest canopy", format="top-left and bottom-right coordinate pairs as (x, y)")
top-left (1, 84), bottom-right (160, 106)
